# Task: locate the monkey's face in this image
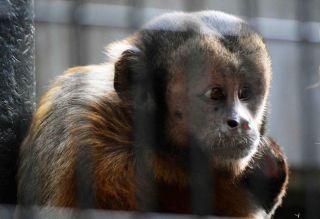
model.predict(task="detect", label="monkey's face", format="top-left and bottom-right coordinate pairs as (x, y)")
top-left (166, 36), bottom-right (271, 163)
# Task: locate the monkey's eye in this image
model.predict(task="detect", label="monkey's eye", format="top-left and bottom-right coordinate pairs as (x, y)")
top-left (239, 87), bottom-right (251, 100)
top-left (204, 88), bottom-right (225, 100)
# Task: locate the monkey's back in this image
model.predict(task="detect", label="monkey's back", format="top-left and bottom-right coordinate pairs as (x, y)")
top-left (18, 64), bottom-right (136, 208)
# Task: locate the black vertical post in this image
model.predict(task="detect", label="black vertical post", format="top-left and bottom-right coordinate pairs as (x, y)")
top-left (70, 1), bottom-right (97, 215)
top-left (182, 1), bottom-right (214, 215)
top-left (242, 0), bottom-right (258, 19)
top-left (242, 0), bottom-right (271, 209)
top-left (127, 0), bottom-right (158, 213)
top-left (127, 0), bottom-right (144, 30)
top-left (0, 0), bottom-right (35, 204)
top-left (183, 0), bottom-right (205, 12)
top-left (296, 1), bottom-right (319, 218)
top-left (71, 0), bottom-right (87, 66)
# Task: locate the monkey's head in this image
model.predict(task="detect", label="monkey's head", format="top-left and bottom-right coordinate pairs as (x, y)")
top-left (112, 11), bottom-right (272, 173)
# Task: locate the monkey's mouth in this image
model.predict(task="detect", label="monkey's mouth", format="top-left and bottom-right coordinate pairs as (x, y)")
top-left (211, 142), bottom-right (256, 159)
top-left (200, 132), bottom-right (259, 159)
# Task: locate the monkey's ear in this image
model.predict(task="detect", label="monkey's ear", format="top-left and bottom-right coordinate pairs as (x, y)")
top-left (109, 41), bottom-right (142, 99)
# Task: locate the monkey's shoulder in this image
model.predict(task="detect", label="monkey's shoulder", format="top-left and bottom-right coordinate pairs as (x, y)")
top-left (26, 64), bottom-right (116, 141)
top-left (18, 64), bottom-right (134, 206)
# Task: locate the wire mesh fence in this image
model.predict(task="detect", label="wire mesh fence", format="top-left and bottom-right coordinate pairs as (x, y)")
top-left (0, 0), bottom-right (320, 218)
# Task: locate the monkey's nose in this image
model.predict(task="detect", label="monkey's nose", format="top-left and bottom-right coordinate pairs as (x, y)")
top-left (227, 119), bottom-right (239, 128)
top-left (242, 121), bottom-right (251, 130)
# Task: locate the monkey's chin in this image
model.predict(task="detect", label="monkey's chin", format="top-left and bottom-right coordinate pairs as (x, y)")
top-left (208, 137), bottom-right (260, 176)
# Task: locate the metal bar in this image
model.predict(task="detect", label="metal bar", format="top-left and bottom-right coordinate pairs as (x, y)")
top-left (242, 0), bottom-right (258, 18)
top-left (295, 0), bottom-right (320, 218)
top-left (70, 0), bottom-right (87, 66)
top-left (127, 0), bottom-right (159, 213)
top-left (70, 0), bottom-right (96, 213)
top-left (189, 140), bottom-right (214, 215)
top-left (183, 0), bottom-right (214, 211)
top-left (183, 0), bottom-right (205, 12)
top-left (127, 0), bottom-right (145, 29)
top-left (34, 1), bottom-right (320, 43)
top-left (3, 205), bottom-right (239, 218)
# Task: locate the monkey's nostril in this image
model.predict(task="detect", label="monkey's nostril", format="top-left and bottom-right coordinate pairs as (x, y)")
top-left (227, 119), bottom-right (239, 128)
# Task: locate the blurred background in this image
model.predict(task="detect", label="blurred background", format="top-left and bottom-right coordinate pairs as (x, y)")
top-left (33, 0), bottom-right (320, 218)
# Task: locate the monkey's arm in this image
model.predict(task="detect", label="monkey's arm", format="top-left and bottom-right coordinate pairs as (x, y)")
top-left (242, 137), bottom-right (289, 217)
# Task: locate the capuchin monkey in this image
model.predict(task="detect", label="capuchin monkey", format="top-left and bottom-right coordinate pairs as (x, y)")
top-left (18, 11), bottom-right (288, 218)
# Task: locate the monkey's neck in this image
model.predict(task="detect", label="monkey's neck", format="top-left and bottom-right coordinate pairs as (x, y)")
top-left (151, 153), bottom-right (253, 217)
top-left (150, 133), bottom-right (247, 186)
